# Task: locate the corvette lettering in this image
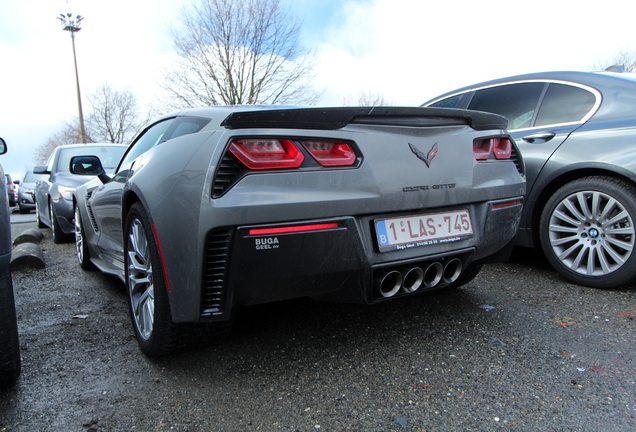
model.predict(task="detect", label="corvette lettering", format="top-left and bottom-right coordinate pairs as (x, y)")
top-left (403, 183), bottom-right (456, 192)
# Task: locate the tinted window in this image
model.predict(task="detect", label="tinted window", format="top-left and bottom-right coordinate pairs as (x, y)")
top-left (429, 94), bottom-right (463, 108)
top-left (119, 119), bottom-right (174, 169)
top-left (468, 82), bottom-right (545, 130)
top-left (118, 117), bottom-right (210, 170)
top-left (534, 83), bottom-right (596, 127)
top-left (23, 170), bottom-right (43, 182)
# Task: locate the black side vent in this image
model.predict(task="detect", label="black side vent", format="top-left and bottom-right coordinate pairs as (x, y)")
top-left (201, 228), bottom-right (233, 317)
top-left (85, 191), bottom-right (99, 232)
top-left (212, 153), bottom-right (244, 198)
top-left (510, 146), bottom-right (524, 176)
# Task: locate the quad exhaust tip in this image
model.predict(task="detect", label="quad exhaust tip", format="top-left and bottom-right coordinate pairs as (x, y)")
top-left (400, 267), bottom-right (424, 293)
top-left (375, 270), bottom-right (402, 298)
top-left (374, 258), bottom-right (464, 298)
top-left (443, 258), bottom-right (462, 284)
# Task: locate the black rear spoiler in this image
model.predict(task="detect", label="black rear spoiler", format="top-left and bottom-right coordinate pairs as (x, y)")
top-left (220, 107), bottom-right (508, 131)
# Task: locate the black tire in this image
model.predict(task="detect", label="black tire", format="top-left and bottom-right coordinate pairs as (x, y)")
top-left (0, 267), bottom-right (21, 388)
top-left (74, 205), bottom-right (94, 270)
top-left (540, 176), bottom-right (636, 288)
top-left (18, 206), bottom-right (29, 215)
top-left (36, 203), bottom-right (46, 228)
top-left (125, 202), bottom-right (180, 357)
top-left (49, 200), bottom-right (72, 244)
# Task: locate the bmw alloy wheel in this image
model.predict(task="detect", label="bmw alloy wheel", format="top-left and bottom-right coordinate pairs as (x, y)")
top-left (541, 177), bottom-right (636, 288)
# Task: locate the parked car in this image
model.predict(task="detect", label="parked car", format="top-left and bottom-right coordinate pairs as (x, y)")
top-left (70, 106), bottom-right (526, 356)
top-left (4, 174), bottom-right (16, 207)
top-left (17, 169), bottom-right (42, 214)
top-left (33, 144), bottom-right (128, 243)
top-left (424, 70), bottom-right (636, 288)
top-left (0, 137), bottom-right (21, 388)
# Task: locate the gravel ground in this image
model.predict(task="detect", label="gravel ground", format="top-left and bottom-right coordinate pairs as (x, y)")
top-left (1, 222), bottom-right (636, 431)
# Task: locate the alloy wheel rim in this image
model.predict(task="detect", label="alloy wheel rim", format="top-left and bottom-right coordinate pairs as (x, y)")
top-left (74, 207), bottom-right (83, 264)
top-left (49, 203), bottom-right (55, 238)
top-left (127, 218), bottom-right (154, 340)
top-left (548, 190), bottom-right (635, 276)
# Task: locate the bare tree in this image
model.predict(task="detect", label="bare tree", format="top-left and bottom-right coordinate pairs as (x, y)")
top-left (356, 91), bottom-right (393, 106)
top-left (36, 83), bottom-right (155, 164)
top-left (86, 83), bottom-right (155, 144)
top-left (162, 0), bottom-right (320, 108)
top-left (591, 49), bottom-right (636, 72)
top-left (35, 121), bottom-right (88, 164)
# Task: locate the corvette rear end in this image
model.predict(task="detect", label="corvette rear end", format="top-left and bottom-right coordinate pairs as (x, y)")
top-left (154, 107), bottom-right (525, 318)
top-left (73, 106), bottom-right (525, 356)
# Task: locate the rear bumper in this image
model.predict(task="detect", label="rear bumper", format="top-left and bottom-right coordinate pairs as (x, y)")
top-left (198, 197), bottom-right (523, 321)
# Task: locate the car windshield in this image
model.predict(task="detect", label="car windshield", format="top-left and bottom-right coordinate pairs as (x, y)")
top-left (22, 170), bottom-right (41, 182)
top-left (56, 145), bottom-right (127, 172)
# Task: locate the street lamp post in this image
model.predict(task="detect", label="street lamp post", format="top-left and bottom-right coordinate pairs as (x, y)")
top-left (57, 12), bottom-right (87, 143)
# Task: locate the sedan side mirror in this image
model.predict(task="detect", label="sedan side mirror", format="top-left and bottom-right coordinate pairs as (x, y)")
top-left (33, 166), bottom-right (50, 175)
top-left (0, 137), bottom-right (6, 155)
top-left (70, 155), bottom-right (111, 184)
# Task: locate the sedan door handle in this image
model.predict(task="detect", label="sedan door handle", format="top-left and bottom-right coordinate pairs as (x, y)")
top-left (522, 132), bottom-right (556, 143)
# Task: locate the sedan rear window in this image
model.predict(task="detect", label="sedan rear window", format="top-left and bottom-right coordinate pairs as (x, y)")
top-left (468, 82), bottom-right (545, 130)
top-left (534, 83), bottom-right (596, 127)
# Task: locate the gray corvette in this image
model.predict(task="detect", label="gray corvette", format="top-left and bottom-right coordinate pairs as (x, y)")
top-left (70, 106), bottom-right (526, 356)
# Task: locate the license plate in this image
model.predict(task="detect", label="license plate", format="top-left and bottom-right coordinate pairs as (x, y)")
top-left (375, 210), bottom-right (473, 251)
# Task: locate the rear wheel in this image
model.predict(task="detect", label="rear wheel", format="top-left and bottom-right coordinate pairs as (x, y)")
top-left (74, 205), bottom-right (93, 270)
top-left (125, 203), bottom-right (179, 357)
top-left (540, 176), bottom-right (636, 288)
top-left (0, 269), bottom-right (21, 388)
top-left (124, 203), bottom-right (233, 356)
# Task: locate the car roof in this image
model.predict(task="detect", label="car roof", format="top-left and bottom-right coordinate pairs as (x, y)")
top-left (424, 71), bottom-right (636, 104)
top-left (423, 70), bottom-right (636, 129)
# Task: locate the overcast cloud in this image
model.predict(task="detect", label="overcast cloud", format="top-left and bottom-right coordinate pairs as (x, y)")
top-left (1, 0), bottom-right (634, 179)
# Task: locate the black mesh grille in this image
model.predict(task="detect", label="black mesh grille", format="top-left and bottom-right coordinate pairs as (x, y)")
top-left (212, 154), bottom-right (243, 198)
top-left (201, 228), bottom-right (232, 317)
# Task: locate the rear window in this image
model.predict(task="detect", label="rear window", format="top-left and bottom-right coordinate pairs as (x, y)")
top-left (468, 82), bottom-right (545, 130)
top-left (428, 94), bottom-right (464, 108)
top-left (534, 83), bottom-right (596, 127)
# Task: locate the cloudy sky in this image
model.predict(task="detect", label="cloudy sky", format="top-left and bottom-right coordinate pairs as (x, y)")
top-left (1, 0), bottom-right (635, 180)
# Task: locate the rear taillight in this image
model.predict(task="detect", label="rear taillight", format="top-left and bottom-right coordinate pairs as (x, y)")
top-left (493, 138), bottom-right (512, 160)
top-left (229, 139), bottom-right (304, 169)
top-left (300, 141), bottom-right (356, 166)
top-left (473, 137), bottom-right (512, 161)
top-left (473, 139), bottom-right (492, 160)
